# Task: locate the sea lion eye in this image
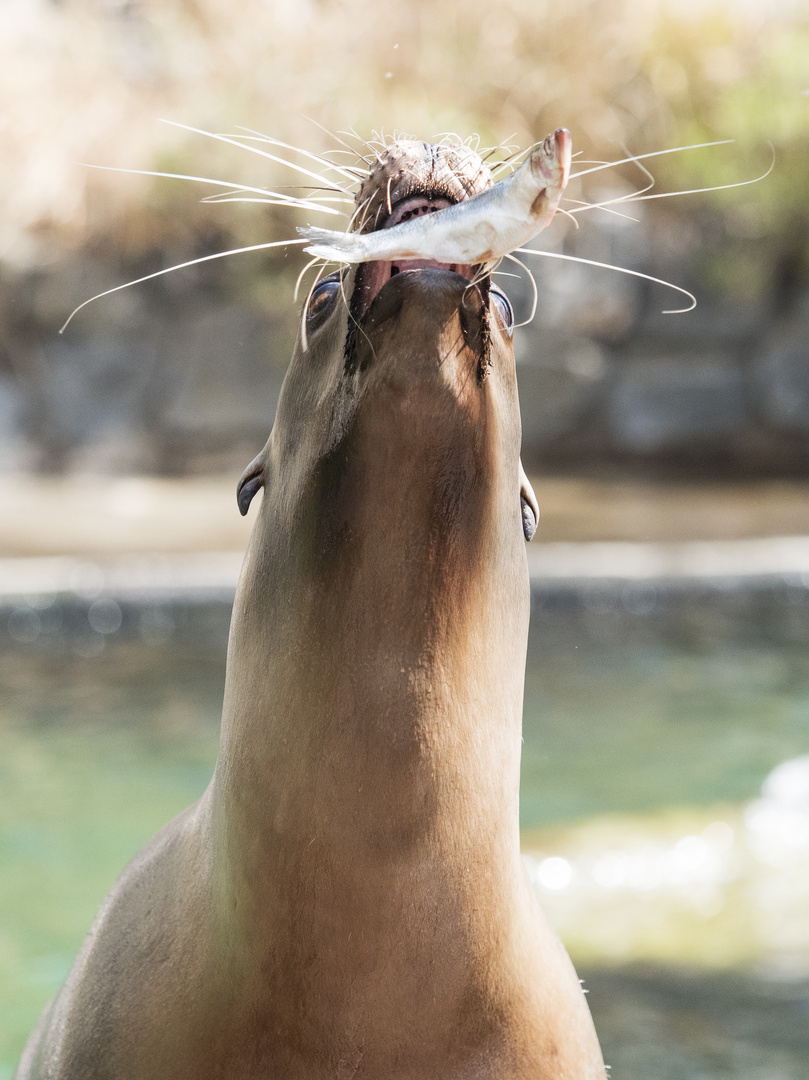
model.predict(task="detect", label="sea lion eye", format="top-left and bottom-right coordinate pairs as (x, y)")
top-left (490, 286), bottom-right (514, 336)
top-left (306, 275), bottom-right (341, 326)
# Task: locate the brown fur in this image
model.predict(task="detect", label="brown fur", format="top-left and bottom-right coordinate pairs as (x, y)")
top-left (17, 143), bottom-right (605, 1080)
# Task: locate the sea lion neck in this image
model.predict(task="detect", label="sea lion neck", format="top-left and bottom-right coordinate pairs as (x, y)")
top-left (209, 142), bottom-right (533, 1020)
top-left (216, 265), bottom-right (528, 859)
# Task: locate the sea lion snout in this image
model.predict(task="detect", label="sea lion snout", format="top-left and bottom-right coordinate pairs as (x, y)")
top-left (355, 268), bottom-right (497, 386)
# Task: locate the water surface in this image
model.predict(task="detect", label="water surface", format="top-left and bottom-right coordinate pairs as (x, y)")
top-left (2, 583), bottom-right (808, 1077)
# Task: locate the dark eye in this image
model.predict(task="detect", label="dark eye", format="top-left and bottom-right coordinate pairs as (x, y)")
top-left (306, 275), bottom-right (341, 326)
top-left (490, 285), bottom-right (514, 336)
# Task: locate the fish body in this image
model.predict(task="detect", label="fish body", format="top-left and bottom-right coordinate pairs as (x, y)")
top-left (299, 127), bottom-right (572, 266)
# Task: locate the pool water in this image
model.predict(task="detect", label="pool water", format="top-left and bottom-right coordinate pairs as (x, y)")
top-left (2, 583), bottom-right (809, 1077)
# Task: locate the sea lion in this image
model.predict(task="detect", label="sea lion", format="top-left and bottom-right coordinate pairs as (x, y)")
top-left (16, 138), bottom-right (605, 1079)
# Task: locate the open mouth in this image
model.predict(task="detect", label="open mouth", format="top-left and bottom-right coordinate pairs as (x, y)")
top-left (351, 191), bottom-right (480, 321)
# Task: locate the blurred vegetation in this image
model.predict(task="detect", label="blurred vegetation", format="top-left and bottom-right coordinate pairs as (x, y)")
top-left (1, 0), bottom-right (806, 305)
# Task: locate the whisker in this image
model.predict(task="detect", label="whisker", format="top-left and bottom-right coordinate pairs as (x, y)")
top-left (207, 183), bottom-right (355, 195)
top-left (569, 143), bottom-right (775, 218)
top-left (348, 194), bottom-right (372, 234)
top-left (299, 260), bottom-right (329, 352)
top-left (565, 150), bottom-right (656, 220)
top-left (294, 255), bottom-right (324, 302)
top-left (467, 261), bottom-right (498, 291)
top-left (555, 207), bottom-right (580, 228)
top-left (229, 135), bottom-right (368, 178)
top-left (480, 134), bottom-right (519, 164)
top-left (623, 143), bottom-right (656, 190)
top-left (345, 127), bottom-right (384, 163)
top-left (199, 195), bottom-right (349, 212)
top-left (232, 125), bottom-right (364, 185)
top-left (564, 198), bottom-right (641, 223)
top-left (304, 118), bottom-right (373, 167)
top-left (503, 253), bottom-right (538, 327)
top-left (619, 149), bottom-right (776, 204)
top-left (490, 138), bottom-right (544, 177)
top-left (79, 163), bottom-right (340, 215)
top-left (570, 139), bottom-right (735, 181)
top-left (367, 133), bottom-right (390, 160)
top-left (517, 246), bottom-right (696, 314)
top-left (60, 238), bottom-right (310, 333)
top-left (158, 119), bottom-right (353, 194)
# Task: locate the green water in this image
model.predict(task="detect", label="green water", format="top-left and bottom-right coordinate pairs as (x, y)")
top-left (521, 584), bottom-right (809, 827)
top-left (2, 586), bottom-right (809, 1077)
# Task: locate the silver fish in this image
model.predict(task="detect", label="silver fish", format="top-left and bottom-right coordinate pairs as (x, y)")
top-left (299, 127), bottom-right (572, 267)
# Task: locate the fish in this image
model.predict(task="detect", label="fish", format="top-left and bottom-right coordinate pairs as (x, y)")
top-left (298, 127), bottom-right (572, 267)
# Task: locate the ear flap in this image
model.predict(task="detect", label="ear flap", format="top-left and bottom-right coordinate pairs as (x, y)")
top-left (519, 460), bottom-right (539, 542)
top-left (237, 454), bottom-right (265, 517)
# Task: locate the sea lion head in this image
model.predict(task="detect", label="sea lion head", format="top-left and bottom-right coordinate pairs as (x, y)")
top-left (233, 139), bottom-right (538, 677)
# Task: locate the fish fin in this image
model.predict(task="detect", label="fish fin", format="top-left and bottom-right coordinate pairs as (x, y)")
top-left (297, 225), bottom-right (362, 264)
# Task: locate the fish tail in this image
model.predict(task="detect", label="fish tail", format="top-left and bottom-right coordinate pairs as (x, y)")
top-left (297, 225), bottom-right (363, 264)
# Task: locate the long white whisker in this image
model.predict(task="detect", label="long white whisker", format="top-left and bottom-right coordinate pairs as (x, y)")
top-left (199, 196), bottom-right (349, 213)
top-left (620, 152), bottom-right (776, 204)
top-left (204, 184), bottom-right (355, 199)
top-left (517, 247), bottom-right (696, 314)
top-left (294, 255), bottom-right (324, 302)
top-left (304, 116), bottom-right (374, 166)
top-left (349, 195), bottom-right (372, 234)
top-left (564, 198), bottom-right (641, 222)
top-left (480, 136), bottom-right (519, 165)
top-left (299, 261), bottom-right (328, 352)
top-left (564, 150), bottom-right (657, 221)
top-left (157, 119), bottom-right (352, 194)
top-left (503, 253), bottom-right (538, 327)
top-left (570, 139), bottom-right (735, 181)
top-left (60, 239), bottom-right (310, 333)
top-left (228, 132), bottom-right (366, 170)
top-left (494, 139), bottom-right (537, 167)
top-left (201, 194), bottom-right (352, 210)
top-left (78, 163), bottom-right (340, 215)
top-left (342, 127), bottom-right (384, 164)
top-left (232, 126), bottom-right (364, 185)
top-left (555, 206), bottom-right (580, 228)
top-left (627, 146), bottom-right (656, 189)
top-left (571, 147), bottom-right (775, 218)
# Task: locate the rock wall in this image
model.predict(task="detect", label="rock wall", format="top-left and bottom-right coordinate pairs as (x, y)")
top-left (513, 217), bottom-right (809, 477)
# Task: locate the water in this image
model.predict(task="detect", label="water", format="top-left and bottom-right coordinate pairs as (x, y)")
top-left (1, 583), bottom-right (809, 1077)
top-left (522, 581), bottom-right (809, 826)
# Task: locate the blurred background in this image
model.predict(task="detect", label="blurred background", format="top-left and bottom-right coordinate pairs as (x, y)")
top-left (2, 0), bottom-right (809, 1075)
